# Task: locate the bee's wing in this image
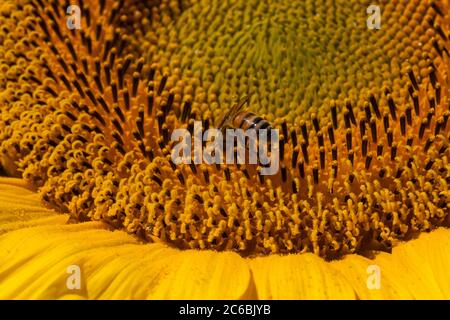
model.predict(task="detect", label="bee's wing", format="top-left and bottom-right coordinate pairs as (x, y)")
top-left (217, 96), bottom-right (249, 130)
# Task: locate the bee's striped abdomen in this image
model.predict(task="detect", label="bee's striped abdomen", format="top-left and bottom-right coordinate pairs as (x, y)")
top-left (234, 112), bottom-right (272, 131)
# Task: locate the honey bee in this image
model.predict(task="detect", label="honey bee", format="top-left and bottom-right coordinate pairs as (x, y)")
top-left (211, 96), bottom-right (275, 163)
top-left (217, 96), bottom-right (272, 132)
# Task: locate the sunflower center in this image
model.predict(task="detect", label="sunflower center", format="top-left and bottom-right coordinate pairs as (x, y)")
top-left (149, 0), bottom-right (423, 123)
top-left (1, 0), bottom-right (449, 259)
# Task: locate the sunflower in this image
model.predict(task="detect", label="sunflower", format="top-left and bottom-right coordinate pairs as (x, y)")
top-left (0, 0), bottom-right (450, 299)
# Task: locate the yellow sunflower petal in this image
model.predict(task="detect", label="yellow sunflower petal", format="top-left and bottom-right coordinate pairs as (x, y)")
top-left (333, 228), bottom-right (450, 300)
top-left (249, 253), bottom-right (357, 299)
top-left (0, 177), bottom-right (69, 234)
top-left (250, 228), bottom-right (450, 299)
top-left (0, 178), bottom-right (251, 300)
top-left (83, 243), bottom-right (252, 300)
